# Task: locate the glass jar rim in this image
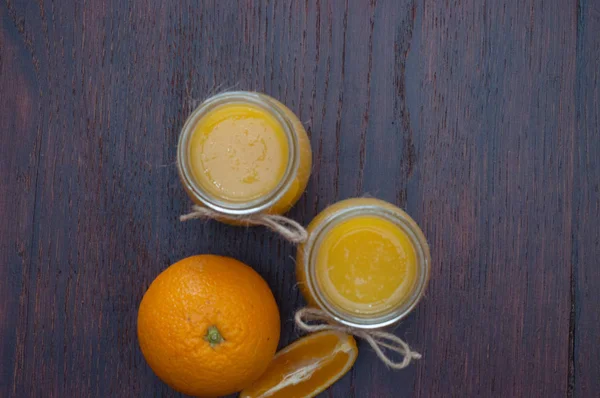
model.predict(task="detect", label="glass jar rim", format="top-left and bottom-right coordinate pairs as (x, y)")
top-left (177, 91), bottom-right (300, 215)
top-left (301, 200), bottom-right (431, 329)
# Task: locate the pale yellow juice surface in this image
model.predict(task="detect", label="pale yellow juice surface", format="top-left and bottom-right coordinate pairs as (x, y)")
top-left (315, 215), bottom-right (418, 315)
top-left (188, 104), bottom-right (289, 202)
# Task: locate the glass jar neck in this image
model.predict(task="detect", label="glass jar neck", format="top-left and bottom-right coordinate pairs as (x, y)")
top-left (177, 91), bottom-right (300, 215)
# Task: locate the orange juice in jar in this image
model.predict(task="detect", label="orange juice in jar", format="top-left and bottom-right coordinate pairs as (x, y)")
top-left (297, 198), bottom-right (430, 328)
top-left (177, 91), bottom-right (312, 217)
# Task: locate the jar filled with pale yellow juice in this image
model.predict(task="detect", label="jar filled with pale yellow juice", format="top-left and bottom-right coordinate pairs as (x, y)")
top-left (177, 91), bottom-right (312, 216)
top-left (297, 198), bottom-right (430, 328)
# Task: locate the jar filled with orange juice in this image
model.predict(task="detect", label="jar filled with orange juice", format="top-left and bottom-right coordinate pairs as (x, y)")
top-left (177, 91), bottom-right (312, 217)
top-left (297, 198), bottom-right (430, 328)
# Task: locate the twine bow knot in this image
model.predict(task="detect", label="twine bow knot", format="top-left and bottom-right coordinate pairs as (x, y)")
top-left (180, 205), bottom-right (308, 244)
top-left (295, 307), bottom-right (421, 369)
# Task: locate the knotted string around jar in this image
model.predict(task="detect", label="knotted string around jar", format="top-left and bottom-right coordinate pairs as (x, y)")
top-left (180, 205), bottom-right (308, 244)
top-left (294, 307), bottom-right (422, 369)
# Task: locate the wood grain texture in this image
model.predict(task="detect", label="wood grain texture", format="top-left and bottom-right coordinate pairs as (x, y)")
top-left (0, 0), bottom-right (597, 397)
top-left (573, 1), bottom-right (600, 396)
top-left (410, 1), bottom-right (577, 397)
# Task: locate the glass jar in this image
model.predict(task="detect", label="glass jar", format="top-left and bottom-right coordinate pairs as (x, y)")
top-left (297, 198), bottom-right (430, 329)
top-left (177, 91), bottom-right (312, 216)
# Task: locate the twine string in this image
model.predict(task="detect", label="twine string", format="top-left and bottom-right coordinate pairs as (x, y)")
top-left (294, 307), bottom-right (421, 369)
top-left (180, 205), bottom-right (308, 244)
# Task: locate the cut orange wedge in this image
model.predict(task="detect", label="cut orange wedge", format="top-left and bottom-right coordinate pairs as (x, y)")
top-left (240, 331), bottom-right (357, 398)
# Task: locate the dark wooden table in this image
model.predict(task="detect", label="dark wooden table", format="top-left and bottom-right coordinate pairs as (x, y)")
top-left (2, 1), bottom-right (599, 397)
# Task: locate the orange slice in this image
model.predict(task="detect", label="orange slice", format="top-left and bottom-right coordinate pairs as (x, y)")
top-left (240, 331), bottom-right (357, 398)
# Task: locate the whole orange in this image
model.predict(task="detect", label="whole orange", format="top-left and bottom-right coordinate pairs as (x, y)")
top-left (137, 255), bottom-right (281, 397)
